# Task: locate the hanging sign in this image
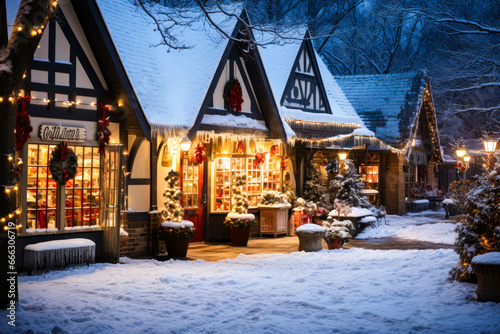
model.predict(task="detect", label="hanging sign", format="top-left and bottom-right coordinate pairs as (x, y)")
top-left (40, 125), bottom-right (87, 143)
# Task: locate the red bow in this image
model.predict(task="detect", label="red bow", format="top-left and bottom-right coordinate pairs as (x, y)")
top-left (254, 152), bottom-right (267, 169)
top-left (229, 80), bottom-right (244, 112)
top-left (16, 95), bottom-right (33, 151)
top-left (63, 170), bottom-right (70, 183)
top-left (60, 142), bottom-right (70, 161)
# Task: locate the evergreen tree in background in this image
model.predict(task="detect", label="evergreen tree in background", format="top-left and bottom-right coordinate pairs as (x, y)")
top-left (231, 174), bottom-right (249, 214)
top-left (450, 158), bottom-right (500, 282)
top-left (329, 159), bottom-right (372, 209)
top-left (302, 159), bottom-right (327, 204)
top-left (161, 171), bottom-right (184, 222)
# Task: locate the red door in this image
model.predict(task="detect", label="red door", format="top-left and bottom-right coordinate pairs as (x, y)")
top-left (181, 152), bottom-right (204, 242)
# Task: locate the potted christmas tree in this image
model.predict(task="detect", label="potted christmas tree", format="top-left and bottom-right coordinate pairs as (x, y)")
top-left (258, 190), bottom-right (291, 237)
top-left (322, 212), bottom-right (356, 249)
top-left (159, 170), bottom-right (195, 258)
top-left (223, 174), bottom-right (255, 246)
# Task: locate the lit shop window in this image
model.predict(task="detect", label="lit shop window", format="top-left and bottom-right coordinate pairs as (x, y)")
top-left (182, 156), bottom-right (199, 208)
top-left (214, 155), bottom-right (281, 211)
top-left (65, 146), bottom-right (100, 227)
top-left (27, 144), bottom-right (58, 229)
top-left (359, 164), bottom-right (379, 190)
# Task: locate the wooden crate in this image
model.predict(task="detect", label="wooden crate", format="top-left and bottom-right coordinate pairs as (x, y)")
top-left (259, 205), bottom-right (290, 237)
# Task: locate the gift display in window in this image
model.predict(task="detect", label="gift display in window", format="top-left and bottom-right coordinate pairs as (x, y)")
top-left (215, 158), bottom-right (231, 211)
top-left (182, 156), bottom-right (199, 208)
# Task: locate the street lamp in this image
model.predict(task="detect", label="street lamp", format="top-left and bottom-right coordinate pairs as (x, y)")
top-left (456, 141), bottom-right (467, 159)
top-left (338, 151), bottom-right (348, 161)
top-left (180, 137), bottom-right (191, 151)
top-left (483, 132), bottom-right (497, 154)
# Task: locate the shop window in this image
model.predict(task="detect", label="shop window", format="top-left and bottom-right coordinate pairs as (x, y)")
top-left (65, 146), bottom-right (100, 227)
top-left (26, 144), bottom-right (100, 230)
top-left (359, 165), bottom-right (379, 190)
top-left (27, 144), bottom-right (58, 229)
top-left (214, 152), bottom-right (281, 211)
top-left (182, 156), bottom-right (199, 208)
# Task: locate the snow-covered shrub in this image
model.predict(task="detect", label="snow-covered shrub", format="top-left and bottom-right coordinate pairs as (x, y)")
top-left (302, 159), bottom-right (327, 204)
top-left (322, 217), bottom-right (355, 245)
top-left (224, 174), bottom-right (255, 230)
top-left (328, 159), bottom-right (372, 209)
top-left (293, 197), bottom-right (317, 215)
top-left (259, 190), bottom-right (289, 206)
top-left (161, 170), bottom-right (184, 222)
top-left (446, 180), bottom-right (474, 214)
top-left (450, 163), bottom-right (500, 282)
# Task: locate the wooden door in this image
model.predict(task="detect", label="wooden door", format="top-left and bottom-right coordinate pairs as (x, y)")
top-left (181, 153), bottom-right (204, 242)
top-left (99, 144), bottom-right (122, 263)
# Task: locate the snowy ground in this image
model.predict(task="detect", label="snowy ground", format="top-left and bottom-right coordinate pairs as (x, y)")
top-left (2, 211), bottom-right (499, 334)
top-left (358, 209), bottom-right (458, 245)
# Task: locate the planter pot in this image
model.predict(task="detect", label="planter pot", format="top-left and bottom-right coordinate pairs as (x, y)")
top-left (259, 203), bottom-right (292, 237)
top-left (326, 238), bottom-right (342, 250)
top-left (471, 252), bottom-right (500, 302)
top-left (229, 227), bottom-right (251, 246)
top-left (166, 238), bottom-right (190, 258)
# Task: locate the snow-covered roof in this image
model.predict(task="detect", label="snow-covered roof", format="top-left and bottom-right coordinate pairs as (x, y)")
top-left (258, 32), bottom-right (367, 142)
top-left (335, 72), bottom-right (427, 147)
top-left (96, 0), bottom-right (241, 137)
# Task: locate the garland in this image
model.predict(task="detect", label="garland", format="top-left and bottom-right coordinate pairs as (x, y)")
top-left (49, 143), bottom-right (78, 185)
top-left (98, 103), bottom-right (112, 153)
top-left (16, 96), bottom-right (33, 151)
top-left (223, 78), bottom-right (244, 112)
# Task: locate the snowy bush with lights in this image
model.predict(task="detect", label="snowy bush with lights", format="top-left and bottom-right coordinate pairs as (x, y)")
top-left (293, 197), bottom-right (317, 215)
top-left (159, 170), bottom-right (194, 240)
top-left (224, 174), bottom-right (255, 230)
top-left (258, 190), bottom-right (290, 206)
top-left (450, 160), bottom-right (500, 282)
top-left (328, 159), bottom-right (372, 209)
top-left (322, 212), bottom-right (355, 245)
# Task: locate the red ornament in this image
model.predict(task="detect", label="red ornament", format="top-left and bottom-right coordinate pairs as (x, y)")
top-left (253, 152), bottom-right (267, 169)
top-left (281, 157), bottom-right (287, 171)
top-left (16, 95), bottom-right (33, 151)
top-left (98, 103), bottom-right (112, 153)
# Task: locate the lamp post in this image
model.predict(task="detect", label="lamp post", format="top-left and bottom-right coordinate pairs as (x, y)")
top-left (455, 141), bottom-right (468, 180)
top-left (483, 132), bottom-right (498, 171)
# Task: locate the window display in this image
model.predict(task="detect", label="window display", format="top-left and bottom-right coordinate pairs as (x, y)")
top-left (27, 144), bottom-right (58, 229)
top-left (214, 148), bottom-right (282, 211)
top-left (182, 156), bottom-right (199, 208)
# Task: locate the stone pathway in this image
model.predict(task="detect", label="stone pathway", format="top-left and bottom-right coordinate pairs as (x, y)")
top-left (186, 234), bottom-right (454, 262)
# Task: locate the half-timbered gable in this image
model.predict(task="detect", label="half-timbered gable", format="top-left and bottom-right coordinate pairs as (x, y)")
top-left (281, 33), bottom-right (329, 114)
top-left (259, 31), bottom-right (367, 142)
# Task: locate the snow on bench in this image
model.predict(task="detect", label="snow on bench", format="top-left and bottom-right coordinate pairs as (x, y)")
top-left (24, 238), bottom-right (95, 274)
top-left (359, 216), bottom-right (377, 225)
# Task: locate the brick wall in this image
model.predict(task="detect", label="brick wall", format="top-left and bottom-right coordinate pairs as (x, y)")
top-left (120, 212), bottom-right (158, 258)
top-left (426, 159), bottom-right (439, 190)
top-left (384, 153), bottom-right (406, 215)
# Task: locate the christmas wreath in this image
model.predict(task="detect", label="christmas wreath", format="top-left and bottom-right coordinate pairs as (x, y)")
top-left (16, 96), bottom-right (33, 151)
top-left (223, 78), bottom-right (244, 112)
top-left (49, 143), bottom-right (78, 185)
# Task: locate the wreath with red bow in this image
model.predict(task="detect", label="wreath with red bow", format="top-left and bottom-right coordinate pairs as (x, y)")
top-left (49, 143), bottom-right (78, 185)
top-left (223, 78), bottom-right (244, 112)
top-left (16, 96), bottom-right (33, 151)
top-left (98, 103), bottom-right (112, 153)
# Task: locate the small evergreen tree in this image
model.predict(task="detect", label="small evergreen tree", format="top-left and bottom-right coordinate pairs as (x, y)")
top-left (450, 159), bottom-right (500, 282)
top-left (302, 159), bottom-right (327, 203)
top-left (329, 159), bottom-right (372, 209)
top-left (231, 174), bottom-right (249, 214)
top-left (161, 170), bottom-right (184, 222)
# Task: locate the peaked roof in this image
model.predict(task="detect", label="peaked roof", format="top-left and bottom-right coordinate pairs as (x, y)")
top-left (258, 30), bottom-right (367, 142)
top-left (335, 72), bottom-right (428, 147)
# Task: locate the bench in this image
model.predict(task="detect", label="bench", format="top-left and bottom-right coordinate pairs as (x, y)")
top-left (408, 199), bottom-right (429, 212)
top-left (358, 216), bottom-right (378, 229)
top-left (24, 238), bottom-right (95, 274)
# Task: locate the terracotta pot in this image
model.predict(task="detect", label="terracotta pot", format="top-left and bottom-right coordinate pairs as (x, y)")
top-left (327, 238), bottom-right (342, 250)
top-left (471, 254), bottom-right (500, 302)
top-left (230, 227), bottom-right (251, 246)
top-left (166, 238), bottom-right (190, 258)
